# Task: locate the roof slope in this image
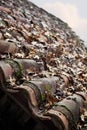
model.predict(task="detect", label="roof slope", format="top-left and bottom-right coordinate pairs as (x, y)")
top-left (0, 0), bottom-right (87, 130)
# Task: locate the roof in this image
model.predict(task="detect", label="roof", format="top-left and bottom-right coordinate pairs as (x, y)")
top-left (0, 0), bottom-right (87, 130)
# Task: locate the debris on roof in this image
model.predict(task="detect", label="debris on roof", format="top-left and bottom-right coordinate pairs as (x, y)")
top-left (0, 0), bottom-right (87, 130)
